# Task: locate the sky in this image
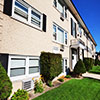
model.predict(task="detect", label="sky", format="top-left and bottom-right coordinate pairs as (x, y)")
top-left (72, 0), bottom-right (100, 52)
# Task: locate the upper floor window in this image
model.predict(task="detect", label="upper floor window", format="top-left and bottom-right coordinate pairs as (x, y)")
top-left (78, 24), bottom-right (82, 37)
top-left (31, 9), bottom-right (42, 27)
top-left (53, 25), bottom-right (57, 40)
top-left (12, 0), bottom-right (43, 30)
top-left (65, 32), bottom-right (67, 44)
top-left (71, 18), bottom-right (76, 38)
top-left (53, 0), bottom-right (67, 19)
top-left (53, 23), bottom-right (67, 45)
top-left (14, 1), bottom-right (28, 20)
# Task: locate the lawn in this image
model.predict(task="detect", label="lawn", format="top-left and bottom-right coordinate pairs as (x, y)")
top-left (89, 66), bottom-right (100, 74)
top-left (33, 78), bottom-right (100, 100)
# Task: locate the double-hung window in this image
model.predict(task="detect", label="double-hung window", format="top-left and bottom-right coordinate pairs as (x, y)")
top-left (53, 23), bottom-right (67, 45)
top-left (12, 0), bottom-right (43, 29)
top-left (62, 59), bottom-right (67, 73)
top-left (58, 27), bottom-right (64, 43)
top-left (53, 0), bottom-right (67, 19)
top-left (65, 32), bottom-right (67, 45)
top-left (29, 59), bottom-right (39, 74)
top-left (9, 56), bottom-right (40, 79)
top-left (14, 0), bottom-right (28, 20)
top-left (71, 18), bottom-right (76, 38)
top-left (53, 25), bottom-right (57, 40)
top-left (31, 9), bottom-right (42, 28)
top-left (78, 24), bottom-right (82, 37)
top-left (10, 58), bottom-right (26, 77)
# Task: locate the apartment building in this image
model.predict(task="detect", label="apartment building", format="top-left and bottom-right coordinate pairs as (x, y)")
top-left (0, 0), bottom-right (96, 94)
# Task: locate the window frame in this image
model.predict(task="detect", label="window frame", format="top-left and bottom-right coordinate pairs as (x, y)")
top-left (62, 58), bottom-right (67, 73)
top-left (71, 18), bottom-right (77, 38)
top-left (12, 0), bottom-right (43, 30)
top-left (8, 55), bottom-right (40, 81)
top-left (53, 23), bottom-right (68, 45)
top-left (29, 58), bottom-right (40, 74)
top-left (53, 0), bottom-right (68, 19)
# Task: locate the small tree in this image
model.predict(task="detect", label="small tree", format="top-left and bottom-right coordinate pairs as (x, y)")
top-left (0, 63), bottom-right (12, 100)
top-left (40, 52), bottom-right (62, 82)
top-left (74, 59), bottom-right (86, 75)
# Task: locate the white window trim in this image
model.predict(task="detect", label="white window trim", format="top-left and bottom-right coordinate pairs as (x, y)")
top-left (53, 23), bottom-right (68, 46)
top-left (8, 55), bottom-right (40, 81)
top-left (11, 0), bottom-right (43, 30)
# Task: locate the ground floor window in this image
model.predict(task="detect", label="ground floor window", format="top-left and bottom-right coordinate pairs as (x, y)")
top-left (62, 59), bottom-right (67, 73)
top-left (8, 55), bottom-right (40, 78)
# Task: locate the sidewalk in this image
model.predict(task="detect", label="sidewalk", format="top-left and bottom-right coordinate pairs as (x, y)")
top-left (82, 72), bottom-right (100, 80)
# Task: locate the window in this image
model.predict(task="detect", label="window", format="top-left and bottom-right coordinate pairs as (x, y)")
top-left (9, 56), bottom-right (39, 78)
top-left (58, 27), bottom-right (64, 43)
top-left (10, 58), bottom-right (26, 77)
top-left (31, 9), bottom-right (41, 27)
top-left (53, 23), bottom-right (67, 45)
top-left (62, 59), bottom-right (67, 73)
top-left (14, 0), bottom-right (28, 20)
top-left (53, 0), bottom-right (67, 19)
top-left (78, 25), bottom-right (82, 37)
top-left (12, 0), bottom-right (43, 29)
top-left (65, 32), bottom-right (67, 45)
top-left (29, 59), bottom-right (39, 74)
top-left (53, 0), bottom-right (57, 7)
top-left (53, 25), bottom-right (57, 40)
top-left (71, 18), bottom-right (76, 38)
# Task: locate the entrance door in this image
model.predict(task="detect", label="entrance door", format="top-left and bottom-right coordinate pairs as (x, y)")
top-left (72, 54), bottom-right (77, 70)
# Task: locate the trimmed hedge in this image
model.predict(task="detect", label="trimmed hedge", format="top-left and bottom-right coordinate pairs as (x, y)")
top-left (0, 63), bottom-right (12, 100)
top-left (40, 52), bottom-right (62, 82)
top-left (74, 59), bottom-right (86, 75)
top-left (83, 58), bottom-right (94, 71)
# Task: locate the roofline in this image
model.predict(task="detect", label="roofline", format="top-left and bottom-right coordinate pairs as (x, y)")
top-left (68, 0), bottom-right (97, 46)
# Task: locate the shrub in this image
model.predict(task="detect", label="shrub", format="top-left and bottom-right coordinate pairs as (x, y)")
top-left (47, 80), bottom-right (53, 87)
top-left (95, 59), bottom-right (100, 66)
top-left (34, 80), bottom-right (44, 93)
top-left (11, 89), bottom-right (29, 100)
top-left (83, 58), bottom-right (94, 71)
top-left (74, 59), bottom-right (86, 75)
top-left (0, 63), bottom-right (12, 100)
top-left (65, 75), bottom-right (71, 78)
top-left (58, 78), bottom-right (64, 82)
top-left (40, 52), bottom-right (62, 82)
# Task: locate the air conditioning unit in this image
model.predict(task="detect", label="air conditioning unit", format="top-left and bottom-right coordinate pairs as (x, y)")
top-left (22, 79), bottom-right (34, 91)
top-left (60, 45), bottom-right (64, 51)
top-left (60, 13), bottom-right (64, 21)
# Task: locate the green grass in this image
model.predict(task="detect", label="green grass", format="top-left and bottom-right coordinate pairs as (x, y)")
top-left (33, 78), bottom-right (100, 100)
top-left (89, 66), bottom-right (100, 74)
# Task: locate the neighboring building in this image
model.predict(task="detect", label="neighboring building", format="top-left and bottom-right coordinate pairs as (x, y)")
top-left (0, 0), bottom-right (97, 94)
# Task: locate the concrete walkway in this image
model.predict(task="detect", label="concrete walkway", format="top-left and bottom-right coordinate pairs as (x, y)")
top-left (82, 72), bottom-right (100, 80)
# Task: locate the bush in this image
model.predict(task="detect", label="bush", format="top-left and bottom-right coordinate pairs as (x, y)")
top-left (40, 52), bottom-right (62, 82)
top-left (34, 80), bottom-right (44, 93)
top-left (95, 59), bottom-right (100, 66)
top-left (11, 89), bottom-right (29, 100)
top-left (83, 58), bottom-right (94, 71)
top-left (0, 63), bottom-right (12, 100)
top-left (74, 59), bottom-right (86, 75)
top-left (47, 80), bottom-right (53, 87)
top-left (65, 75), bottom-right (71, 78)
top-left (58, 78), bottom-right (64, 82)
